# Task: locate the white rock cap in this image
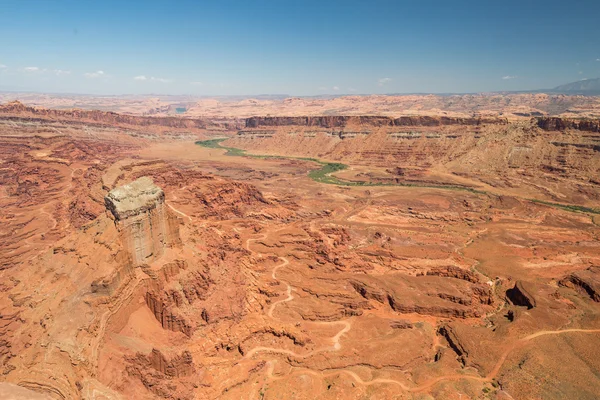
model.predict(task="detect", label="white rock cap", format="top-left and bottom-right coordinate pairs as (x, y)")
top-left (105, 176), bottom-right (165, 220)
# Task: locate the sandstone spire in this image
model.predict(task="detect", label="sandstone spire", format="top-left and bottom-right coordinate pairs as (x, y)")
top-left (105, 177), bottom-right (180, 264)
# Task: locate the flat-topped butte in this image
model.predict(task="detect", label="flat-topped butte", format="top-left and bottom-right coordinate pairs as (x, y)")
top-left (105, 176), bottom-right (165, 220)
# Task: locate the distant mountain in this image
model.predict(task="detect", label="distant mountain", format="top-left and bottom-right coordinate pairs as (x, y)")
top-left (551, 78), bottom-right (600, 95)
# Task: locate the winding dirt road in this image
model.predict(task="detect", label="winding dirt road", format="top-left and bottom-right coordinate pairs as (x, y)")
top-left (240, 225), bottom-right (600, 394)
top-left (243, 232), bottom-right (352, 361)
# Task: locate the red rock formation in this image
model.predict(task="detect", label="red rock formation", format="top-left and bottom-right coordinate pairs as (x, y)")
top-left (105, 177), bottom-right (182, 265)
top-left (350, 273), bottom-right (492, 319)
top-left (148, 348), bottom-right (195, 378)
top-left (193, 181), bottom-right (269, 219)
top-left (559, 266), bottom-right (600, 302)
top-left (425, 265), bottom-right (480, 283)
top-left (536, 117), bottom-right (600, 132)
top-left (126, 349), bottom-right (196, 399)
top-left (144, 291), bottom-right (194, 336)
top-left (0, 100), bottom-right (238, 131)
top-left (506, 281), bottom-right (536, 309)
top-left (245, 115), bottom-right (508, 128)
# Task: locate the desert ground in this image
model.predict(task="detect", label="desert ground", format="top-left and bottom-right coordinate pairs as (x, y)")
top-left (0, 98), bottom-right (599, 400)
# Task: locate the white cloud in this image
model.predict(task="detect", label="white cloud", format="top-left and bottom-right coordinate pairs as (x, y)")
top-left (84, 70), bottom-right (105, 78)
top-left (190, 81), bottom-right (203, 86)
top-left (502, 75), bottom-right (517, 80)
top-left (24, 66), bottom-right (40, 72)
top-left (332, 86), bottom-right (340, 91)
top-left (132, 75), bottom-right (171, 83)
top-left (347, 87), bottom-right (357, 92)
top-left (378, 77), bottom-right (392, 86)
top-left (596, 58), bottom-right (600, 62)
top-left (0, 64), bottom-right (6, 69)
top-left (54, 69), bottom-right (71, 76)
top-left (150, 76), bottom-right (171, 83)
top-left (578, 71), bottom-right (583, 75)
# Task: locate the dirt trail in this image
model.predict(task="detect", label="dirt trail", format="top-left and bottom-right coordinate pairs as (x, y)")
top-left (166, 186), bottom-right (193, 222)
top-left (271, 328), bottom-right (600, 393)
top-left (166, 201), bottom-right (192, 222)
top-left (481, 328), bottom-right (600, 383)
top-left (242, 227), bottom-right (600, 393)
top-left (243, 232), bottom-right (352, 361)
top-left (267, 257), bottom-right (291, 318)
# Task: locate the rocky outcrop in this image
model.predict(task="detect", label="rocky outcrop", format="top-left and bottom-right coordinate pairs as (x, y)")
top-left (127, 349), bottom-right (195, 399)
top-left (105, 177), bottom-right (181, 264)
top-left (350, 273), bottom-right (493, 319)
top-left (142, 259), bottom-right (211, 336)
top-left (90, 260), bottom-right (135, 296)
top-left (0, 100), bottom-right (237, 130)
top-left (559, 266), bottom-right (600, 302)
top-left (437, 323), bottom-right (500, 375)
top-left (506, 281), bottom-right (536, 309)
top-left (193, 181), bottom-right (269, 219)
top-left (536, 117), bottom-right (600, 132)
top-left (246, 115), bottom-right (508, 128)
top-left (148, 348), bottom-right (195, 378)
top-left (425, 265), bottom-right (480, 283)
top-left (438, 325), bottom-right (469, 365)
top-left (145, 292), bottom-right (194, 336)
top-left (105, 176), bottom-right (166, 220)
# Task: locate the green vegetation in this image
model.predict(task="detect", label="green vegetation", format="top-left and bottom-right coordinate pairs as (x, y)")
top-left (195, 138), bottom-right (600, 216)
top-left (196, 138), bottom-right (248, 156)
top-left (529, 199), bottom-right (600, 215)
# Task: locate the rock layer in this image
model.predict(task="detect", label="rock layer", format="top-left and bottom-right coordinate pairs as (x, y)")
top-left (537, 117), bottom-right (600, 132)
top-left (246, 115), bottom-right (508, 128)
top-left (105, 177), bottom-right (181, 264)
top-left (0, 100), bottom-right (237, 131)
top-left (560, 267), bottom-right (600, 302)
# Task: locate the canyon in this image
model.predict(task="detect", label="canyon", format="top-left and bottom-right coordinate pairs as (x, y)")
top-left (3, 92), bottom-right (600, 119)
top-left (0, 98), bottom-right (599, 400)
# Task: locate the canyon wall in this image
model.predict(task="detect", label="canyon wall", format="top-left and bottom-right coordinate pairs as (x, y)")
top-left (536, 117), bottom-right (600, 132)
top-left (229, 118), bottom-right (600, 181)
top-left (0, 101), bottom-right (239, 131)
top-left (245, 115), bottom-right (508, 128)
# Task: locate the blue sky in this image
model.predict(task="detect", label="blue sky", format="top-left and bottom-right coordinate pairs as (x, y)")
top-left (1, 0), bottom-right (599, 95)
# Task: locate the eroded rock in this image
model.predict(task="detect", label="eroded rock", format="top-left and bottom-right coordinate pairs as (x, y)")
top-left (506, 281), bottom-right (536, 309)
top-left (560, 266), bottom-right (600, 302)
top-left (105, 177), bottom-right (181, 264)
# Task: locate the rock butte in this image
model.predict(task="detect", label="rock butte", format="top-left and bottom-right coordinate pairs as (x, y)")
top-left (0, 99), bottom-right (599, 400)
top-left (105, 176), bottom-right (166, 220)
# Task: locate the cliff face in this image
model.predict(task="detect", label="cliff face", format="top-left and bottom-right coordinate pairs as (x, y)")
top-left (559, 267), bottom-right (600, 302)
top-left (126, 348), bottom-right (195, 398)
top-left (0, 100), bottom-right (238, 130)
top-left (536, 117), bottom-right (600, 132)
top-left (145, 291), bottom-right (194, 336)
top-left (105, 177), bottom-right (181, 265)
top-left (245, 115), bottom-right (508, 128)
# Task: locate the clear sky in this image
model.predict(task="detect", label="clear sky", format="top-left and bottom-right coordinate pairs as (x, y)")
top-left (1, 0), bottom-right (599, 96)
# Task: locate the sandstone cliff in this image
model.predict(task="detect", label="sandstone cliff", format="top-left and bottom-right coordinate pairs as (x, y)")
top-left (559, 267), bottom-right (600, 302)
top-left (245, 115), bottom-right (508, 128)
top-left (0, 100), bottom-right (238, 131)
top-left (536, 117), bottom-right (600, 132)
top-left (105, 177), bottom-right (181, 265)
